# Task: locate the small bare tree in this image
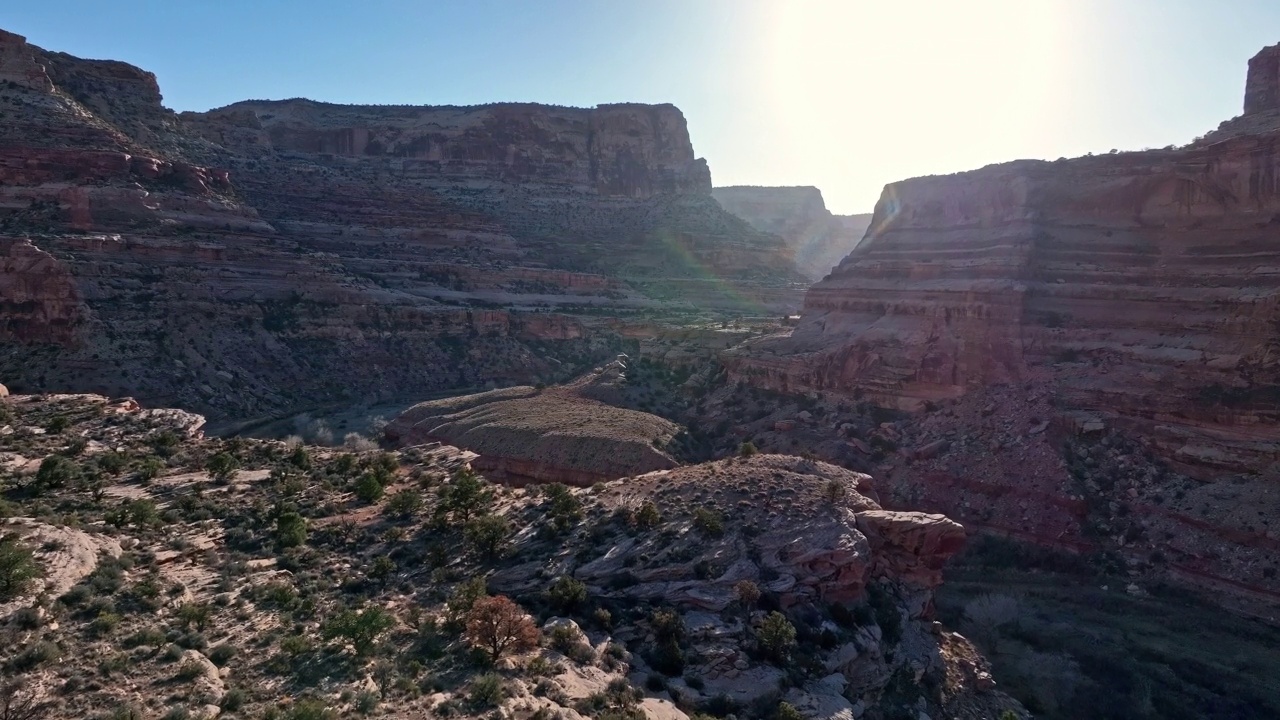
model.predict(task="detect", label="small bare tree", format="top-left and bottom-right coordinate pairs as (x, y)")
top-left (464, 595), bottom-right (539, 661)
top-left (963, 593), bottom-right (1020, 653)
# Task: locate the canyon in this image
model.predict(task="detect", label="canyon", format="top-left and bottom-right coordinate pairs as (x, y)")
top-left (713, 186), bottom-right (873, 281)
top-left (0, 28), bottom-right (805, 423)
top-left (723, 43), bottom-right (1280, 615)
top-left (4, 22), bottom-right (1280, 719)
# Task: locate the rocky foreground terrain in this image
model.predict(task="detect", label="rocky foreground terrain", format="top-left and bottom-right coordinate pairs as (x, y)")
top-left (0, 28), bottom-right (805, 423)
top-left (0, 390), bottom-right (1022, 719)
top-left (712, 187), bottom-right (872, 282)
top-left (7, 21), bottom-right (1280, 720)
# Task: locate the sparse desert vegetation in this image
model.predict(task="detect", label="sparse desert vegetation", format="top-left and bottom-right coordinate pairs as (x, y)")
top-left (0, 392), bottom-right (1021, 719)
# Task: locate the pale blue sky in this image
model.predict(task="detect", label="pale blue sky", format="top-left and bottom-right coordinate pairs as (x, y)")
top-left (6, 1), bottom-right (1279, 213)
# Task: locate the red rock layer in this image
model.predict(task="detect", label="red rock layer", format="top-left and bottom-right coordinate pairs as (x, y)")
top-left (730, 138), bottom-right (1280, 477)
top-left (184, 99), bottom-right (712, 198)
top-left (0, 28), bottom-right (805, 420)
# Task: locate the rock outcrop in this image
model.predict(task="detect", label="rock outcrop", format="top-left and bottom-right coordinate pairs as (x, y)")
top-left (0, 29), bottom-right (805, 421)
top-left (1245, 43), bottom-right (1280, 115)
top-left (714, 186), bottom-right (872, 280)
top-left (0, 29), bottom-right (52, 92)
top-left (490, 455), bottom-right (1021, 718)
top-left (385, 384), bottom-right (679, 485)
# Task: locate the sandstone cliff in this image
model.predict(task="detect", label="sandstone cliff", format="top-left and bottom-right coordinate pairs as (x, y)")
top-left (185, 99), bottom-right (711, 197)
top-left (714, 185), bottom-right (872, 280)
top-left (723, 43), bottom-right (1280, 608)
top-left (0, 29), bottom-right (805, 421)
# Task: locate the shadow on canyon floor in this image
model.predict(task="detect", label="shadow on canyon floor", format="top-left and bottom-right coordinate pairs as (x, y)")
top-left (937, 536), bottom-right (1280, 720)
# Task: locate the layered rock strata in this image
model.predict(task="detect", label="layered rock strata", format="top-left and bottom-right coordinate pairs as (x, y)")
top-left (0, 29), bottom-right (805, 421)
top-left (385, 384), bottom-right (679, 485)
top-left (724, 43), bottom-right (1280, 607)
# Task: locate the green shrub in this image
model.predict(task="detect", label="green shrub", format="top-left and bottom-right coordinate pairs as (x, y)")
top-left (368, 555), bottom-right (396, 582)
top-left (282, 699), bottom-right (335, 720)
top-left (125, 626), bottom-right (167, 648)
top-left (436, 469), bottom-right (492, 523)
top-left (469, 673), bottom-right (506, 708)
top-left (384, 488), bottom-right (424, 518)
top-left (464, 515), bottom-right (511, 560)
top-left (548, 576), bottom-right (589, 612)
top-left (34, 455), bottom-right (79, 493)
top-left (446, 577), bottom-right (488, 623)
top-left (757, 612), bottom-right (797, 663)
top-left (205, 452), bottom-right (239, 483)
top-left (289, 445), bottom-right (312, 470)
top-left (354, 473), bottom-right (384, 504)
top-left (12, 640), bottom-right (61, 671)
top-left (107, 705), bottom-right (146, 720)
top-left (276, 511), bottom-right (307, 548)
top-left (322, 607), bottom-right (395, 657)
top-left (208, 643), bottom-right (237, 667)
top-left (331, 453), bottom-right (357, 476)
top-left (177, 602), bottom-right (213, 630)
top-left (775, 702), bottom-right (804, 720)
top-left (96, 451), bottom-right (126, 475)
top-left (0, 535), bottom-right (40, 599)
top-left (175, 658), bottom-right (206, 681)
top-left (136, 456), bottom-right (164, 482)
top-left (91, 611), bottom-right (122, 636)
top-left (692, 507), bottom-right (724, 537)
top-left (632, 501), bottom-right (661, 530)
top-left (543, 483), bottom-right (583, 533)
top-left (355, 689), bottom-right (379, 714)
top-left (220, 687), bottom-right (247, 712)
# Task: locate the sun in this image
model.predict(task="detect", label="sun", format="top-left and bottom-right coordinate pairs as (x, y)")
top-left (752, 0), bottom-right (1078, 211)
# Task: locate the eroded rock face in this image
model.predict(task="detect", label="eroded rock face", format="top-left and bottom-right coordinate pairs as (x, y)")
top-left (488, 455), bottom-right (1018, 718)
top-left (187, 100), bottom-right (711, 198)
top-left (490, 455), bottom-right (960, 610)
top-left (1246, 43), bottom-right (1280, 115)
top-left (0, 30), bottom-right (52, 92)
top-left (0, 237), bottom-right (83, 344)
top-left (721, 46), bottom-right (1280, 609)
top-left (713, 186), bottom-right (872, 281)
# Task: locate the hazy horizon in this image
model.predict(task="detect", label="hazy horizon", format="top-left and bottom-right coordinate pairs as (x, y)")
top-left (7, 0), bottom-right (1279, 214)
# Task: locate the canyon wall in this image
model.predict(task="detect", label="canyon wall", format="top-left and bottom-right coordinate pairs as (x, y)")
top-left (724, 44), bottom-right (1280, 606)
top-left (729, 141), bottom-right (1280, 478)
top-left (713, 185), bottom-right (872, 280)
top-left (186, 99), bottom-right (711, 197)
top-left (0, 29), bottom-right (805, 421)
